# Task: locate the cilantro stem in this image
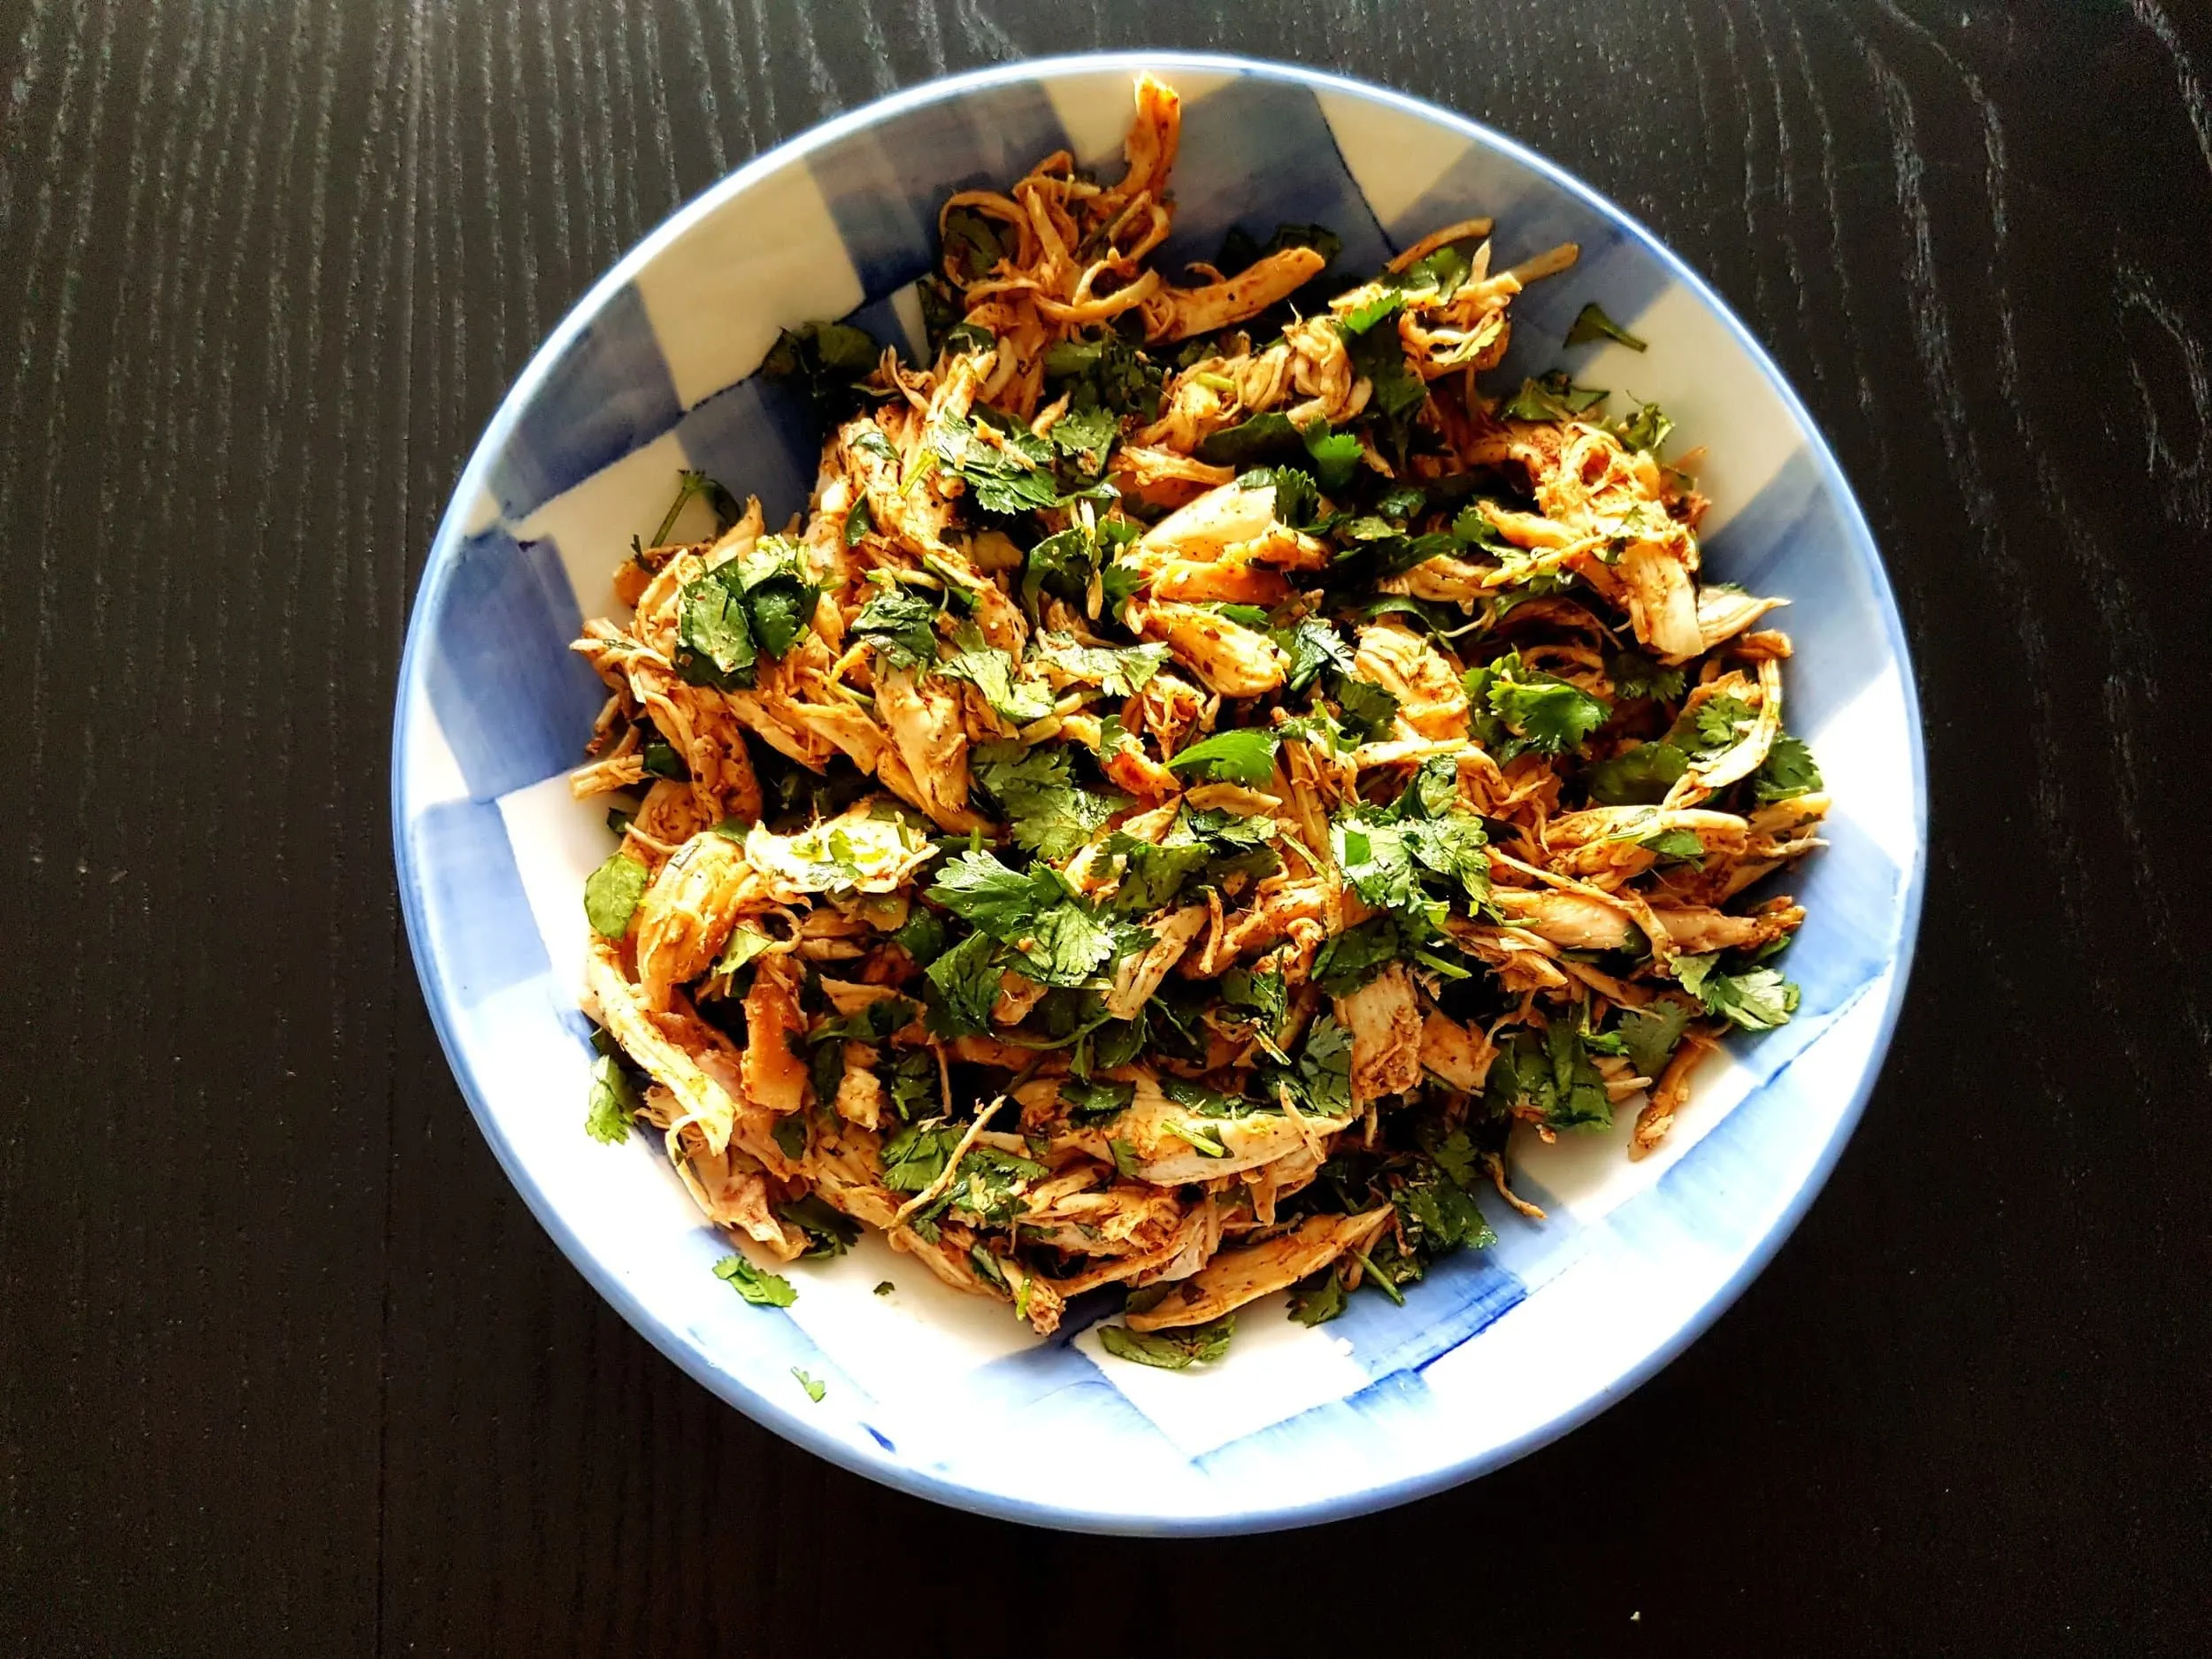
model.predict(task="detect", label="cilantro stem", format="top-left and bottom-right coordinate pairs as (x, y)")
top-left (1348, 1246), bottom-right (1405, 1306)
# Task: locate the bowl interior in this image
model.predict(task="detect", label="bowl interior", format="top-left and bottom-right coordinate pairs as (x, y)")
top-left (393, 52), bottom-right (1924, 1533)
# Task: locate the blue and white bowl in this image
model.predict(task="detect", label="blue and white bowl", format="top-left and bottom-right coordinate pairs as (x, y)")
top-left (392, 52), bottom-right (1926, 1534)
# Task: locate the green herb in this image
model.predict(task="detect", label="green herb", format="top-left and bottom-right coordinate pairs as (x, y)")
top-left (1276, 616), bottom-right (1356, 695)
top-left (772, 1115), bottom-right (809, 1159)
top-left (811, 995), bottom-right (918, 1045)
top-left (1312, 915), bottom-right (1403, 996)
top-left (880, 1119), bottom-right (962, 1194)
top-left (672, 538), bottom-right (819, 687)
top-left (1333, 676), bottom-right (1401, 741)
top-left (1042, 329), bottom-right (1166, 421)
top-left (1485, 1024), bottom-right (1614, 1130)
top-left (1031, 633), bottom-right (1169, 699)
top-left (1682, 695), bottom-right (1757, 760)
top-left (641, 732), bottom-right (687, 780)
top-left (1223, 964), bottom-right (1288, 1038)
top-left (972, 742), bottom-right (1123, 863)
top-left (642, 468), bottom-right (741, 549)
top-left (1585, 741), bottom-right (1688, 806)
top-left (1465, 651), bottom-right (1610, 760)
top-left (936, 626), bottom-right (1056, 724)
top-left (1641, 827), bottom-right (1706, 863)
top-left (930, 409), bottom-right (1063, 516)
top-left (1674, 954), bottom-right (1801, 1032)
top-left (1752, 733), bottom-right (1824, 803)
top-left (1165, 727), bottom-right (1280, 786)
top-left (1196, 414), bottom-right (1361, 490)
top-left (776, 1194), bottom-right (861, 1258)
top-left (1564, 301), bottom-right (1647, 351)
top-left (762, 320), bottom-right (881, 421)
top-left (923, 929), bottom-right (1002, 1038)
top-left (873, 1280), bottom-right (895, 1296)
top-left (712, 1253), bottom-right (797, 1308)
top-left (1097, 1314), bottom-right (1235, 1370)
top-left (842, 497), bottom-right (873, 547)
top-left (1612, 400), bottom-right (1674, 454)
top-left (1239, 465), bottom-right (1322, 530)
top-left (1498, 370), bottom-right (1609, 421)
top-left (1607, 649), bottom-right (1686, 703)
top-left (1060, 1078), bottom-right (1136, 1126)
top-left (712, 924), bottom-right (773, 978)
top-left (1286, 1266), bottom-right (1349, 1326)
top-left (791, 1366), bottom-right (826, 1403)
top-left (942, 204), bottom-right (1003, 280)
top-left (584, 1052), bottom-right (638, 1144)
top-left (1617, 1000), bottom-right (1694, 1078)
top-left (1107, 1138), bottom-right (1142, 1178)
top-left (850, 586), bottom-right (941, 670)
top-left (583, 851), bottom-right (649, 939)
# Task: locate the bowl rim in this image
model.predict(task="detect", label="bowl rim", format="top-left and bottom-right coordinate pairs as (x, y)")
top-left (391, 48), bottom-right (1929, 1536)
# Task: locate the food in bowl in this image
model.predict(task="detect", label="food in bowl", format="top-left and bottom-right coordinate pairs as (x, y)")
top-left (565, 73), bottom-right (1828, 1364)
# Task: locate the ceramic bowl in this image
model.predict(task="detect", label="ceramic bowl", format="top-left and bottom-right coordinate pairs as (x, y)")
top-left (393, 51), bottom-right (1926, 1534)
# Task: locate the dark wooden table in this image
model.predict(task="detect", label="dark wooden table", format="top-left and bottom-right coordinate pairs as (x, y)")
top-left (4, 1), bottom-right (2208, 1651)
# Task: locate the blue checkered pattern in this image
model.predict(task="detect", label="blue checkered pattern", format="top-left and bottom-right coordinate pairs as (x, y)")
top-left (393, 56), bottom-right (1926, 1535)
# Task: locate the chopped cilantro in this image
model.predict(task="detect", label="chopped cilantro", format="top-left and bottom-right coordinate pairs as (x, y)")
top-left (1165, 727), bottom-right (1279, 786)
top-left (1608, 649), bottom-right (1686, 703)
top-left (712, 1253), bottom-right (797, 1308)
top-left (1586, 741), bottom-right (1688, 806)
top-left (1617, 1000), bottom-right (1693, 1078)
top-left (791, 1366), bottom-right (826, 1403)
top-left (1753, 733), bottom-right (1824, 803)
top-left (762, 320), bottom-right (880, 422)
top-left (1465, 651), bottom-right (1611, 760)
top-left (1097, 1314), bottom-right (1235, 1370)
top-left (973, 742), bottom-right (1122, 863)
top-left (1612, 400), bottom-right (1675, 453)
top-left (1485, 1024), bottom-right (1613, 1130)
top-left (850, 587), bottom-right (941, 670)
top-left (584, 1052), bottom-right (638, 1144)
top-left (583, 851), bottom-right (649, 939)
top-left (1286, 1267), bottom-right (1349, 1326)
top-left (923, 928), bottom-right (1002, 1039)
top-left (1564, 301), bottom-right (1648, 351)
top-left (935, 626), bottom-right (1056, 723)
top-left (1675, 954), bottom-right (1800, 1032)
top-left (776, 1194), bottom-right (861, 1258)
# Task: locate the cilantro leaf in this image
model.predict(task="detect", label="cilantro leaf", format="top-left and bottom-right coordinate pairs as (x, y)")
top-left (1239, 465), bottom-right (1321, 530)
top-left (941, 204), bottom-right (1003, 280)
top-left (1564, 301), bottom-right (1648, 351)
top-left (1681, 695), bottom-right (1757, 760)
top-left (1675, 954), bottom-right (1800, 1032)
top-left (930, 409), bottom-right (1061, 516)
top-left (1752, 733), bottom-right (1824, 803)
top-left (923, 929), bottom-right (1001, 1038)
top-left (1334, 675), bottom-right (1401, 741)
top-left (1617, 1000), bottom-right (1693, 1079)
top-left (583, 851), bottom-right (649, 939)
top-left (1607, 649), bottom-right (1686, 703)
top-left (1585, 741), bottom-right (1688, 806)
top-left (1312, 916), bottom-right (1402, 996)
top-left (1275, 616), bottom-right (1357, 695)
top-left (880, 1119), bottom-right (962, 1194)
top-left (1499, 370), bottom-right (1609, 421)
top-left (1060, 1078), bottom-right (1135, 1127)
top-left (791, 1366), bottom-right (826, 1402)
top-left (1286, 1267), bottom-right (1349, 1326)
top-left (1043, 329), bottom-right (1166, 421)
top-left (712, 1254), bottom-right (797, 1308)
top-left (775, 1194), bottom-right (861, 1258)
top-left (1612, 400), bottom-right (1675, 454)
top-left (762, 320), bottom-right (880, 423)
top-left (851, 587), bottom-right (940, 669)
top-left (1465, 651), bottom-right (1610, 760)
top-left (973, 742), bottom-right (1121, 862)
top-left (1166, 727), bottom-right (1280, 786)
top-left (1223, 964), bottom-right (1287, 1039)
top-left (1485, 1025), bottom-right (1613, 1130)
top-left (842, 497), bottom-right (873, 547)
top-left (673, 564), bottom-right (757, 688)
top-left (1048, 403), bottom-right (1119, 470)
top-left (1018, 902), bottom-right (1120, 987)
top-left (1197, 415), bottom-right (1361, 490)
top-left (1032, 633), bottom-right (1169, 699)
top-left (1098, 1315), bottom-right (1235, 1370)
top-left (584, 1052), bottom-right (639, 1144)
top-left (927, 848), bottom-right (1056, 938)
top-left (936, 627), bottom-right (1056, 724)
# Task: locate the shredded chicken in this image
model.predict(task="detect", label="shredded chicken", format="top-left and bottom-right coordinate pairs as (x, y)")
top-left (564, 74), bottom-right (1827, 1361)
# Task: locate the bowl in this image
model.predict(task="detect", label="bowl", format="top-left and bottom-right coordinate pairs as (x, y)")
top-left (392, 51), bottom-right (1926, 1534)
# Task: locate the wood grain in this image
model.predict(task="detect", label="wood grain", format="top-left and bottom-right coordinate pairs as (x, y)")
top-left (2, 1), bottom-right (2208, 1652)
